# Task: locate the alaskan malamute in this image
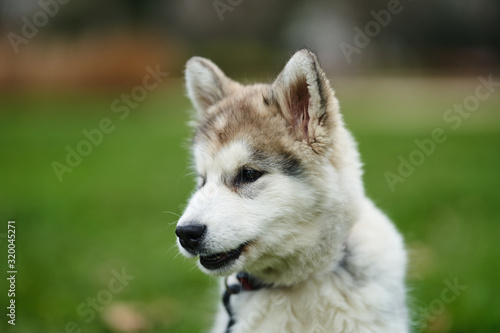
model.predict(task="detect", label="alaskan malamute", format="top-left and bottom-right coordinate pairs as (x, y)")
top-left (175, 49), bottom-right (408, 333)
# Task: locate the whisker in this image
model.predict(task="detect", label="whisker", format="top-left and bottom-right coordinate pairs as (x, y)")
top-left (165, 243), bottom-right (178, 254)
top-left (167, 220), bottom-right (179, 227)
top-left (162, 211), bottom-right (181, 217)
top-left (184, 170), bottom-right (197, 177)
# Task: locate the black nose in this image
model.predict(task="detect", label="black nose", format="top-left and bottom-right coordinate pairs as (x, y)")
top-left (175, 224), bottom-right (207, 252)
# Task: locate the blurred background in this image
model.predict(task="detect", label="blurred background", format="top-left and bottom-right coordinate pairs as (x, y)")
top-left (0, 0), bottom-right (499, 332)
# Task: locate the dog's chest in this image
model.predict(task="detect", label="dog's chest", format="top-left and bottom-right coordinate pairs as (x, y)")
top-left (227, 276), bottom-right (352, 333)
top-left (223, 273), bottom-right (401, 333)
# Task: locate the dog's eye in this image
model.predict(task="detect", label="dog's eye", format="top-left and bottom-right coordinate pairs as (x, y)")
top-left (197, 176), bottom-right (206, 189)
top-left (238, 167), bottom-right (263, 184)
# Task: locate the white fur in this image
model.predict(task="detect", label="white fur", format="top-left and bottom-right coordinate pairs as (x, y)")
top-left (177, 50), bottom-right (408, 333)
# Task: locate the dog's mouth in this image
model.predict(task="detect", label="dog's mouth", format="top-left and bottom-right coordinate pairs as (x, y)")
top-left (199, 243), bottom-right (246, 270)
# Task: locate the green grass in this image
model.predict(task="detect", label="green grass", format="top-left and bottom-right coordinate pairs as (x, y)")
top-left (0, 77), bottom-right (499, 333)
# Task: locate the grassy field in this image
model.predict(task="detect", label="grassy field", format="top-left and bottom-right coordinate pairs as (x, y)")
top-left (0, 77), bottom-right (499, 333)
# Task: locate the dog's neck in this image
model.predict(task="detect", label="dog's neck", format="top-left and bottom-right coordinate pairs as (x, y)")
top-left (254, 249), bottom-right (346, 288)
top-left (251, 212), bottom-right (351, 288)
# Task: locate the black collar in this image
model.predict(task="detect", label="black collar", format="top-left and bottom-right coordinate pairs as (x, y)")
top-left (223, 272), bottom-right (270, 333)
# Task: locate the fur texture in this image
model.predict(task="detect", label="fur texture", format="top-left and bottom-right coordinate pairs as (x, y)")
top-left (176, 49), bottom-right (408, 333)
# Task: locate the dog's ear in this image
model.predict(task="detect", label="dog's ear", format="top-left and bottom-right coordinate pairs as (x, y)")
top-left (185, 57), bottom-right (241, 119)
top-left (272, 49), bottom-right (336, 144)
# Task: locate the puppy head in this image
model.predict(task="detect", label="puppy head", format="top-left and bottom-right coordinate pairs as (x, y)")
top-left (175, 50), bottom-right (355, 285)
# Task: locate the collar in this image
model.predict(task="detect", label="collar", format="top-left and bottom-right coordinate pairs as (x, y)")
top-left (223, 272), bottom-right (270, 333)
top-left (229, 271), bottom-right (268, 292)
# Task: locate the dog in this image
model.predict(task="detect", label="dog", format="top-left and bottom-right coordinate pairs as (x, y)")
top-left (175, 49), bottom-right (408, 333)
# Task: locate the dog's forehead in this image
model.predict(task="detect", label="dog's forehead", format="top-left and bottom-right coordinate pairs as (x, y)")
top-left (195, 88), bottom-right (286, 148)
top-left (191, 85), bottom-right (304, 176)
top-left (193, 139), bottom-right (253, 175)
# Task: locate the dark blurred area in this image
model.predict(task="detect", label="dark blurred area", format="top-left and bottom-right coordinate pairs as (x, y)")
top-left (0, 0), bottom-right (499, 91)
